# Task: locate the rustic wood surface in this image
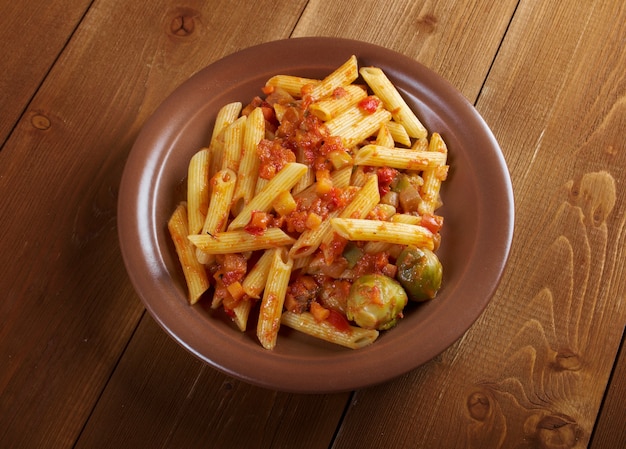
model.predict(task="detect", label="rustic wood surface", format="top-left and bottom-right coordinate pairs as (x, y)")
top-left (1, 1), bottom-right (624, 448)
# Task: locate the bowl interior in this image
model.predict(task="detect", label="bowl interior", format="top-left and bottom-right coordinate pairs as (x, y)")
top-left (119, 37), bottom-right (514, 393)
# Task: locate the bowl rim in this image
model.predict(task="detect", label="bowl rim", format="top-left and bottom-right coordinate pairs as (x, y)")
top-left (118, 37), bottom-right (514, 393)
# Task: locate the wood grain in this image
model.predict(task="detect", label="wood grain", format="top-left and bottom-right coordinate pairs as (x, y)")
top-left (1, 0), bottom-right (625, 448)
top-left (293, 0), bottom-right (519, 101)
top-left (0, 0), bottom-right (92, 145)
top-left (75, 315), bottom-right (350, 449)
top-left (332, 1), bottom-right (626, 448)
top-left (0, 0), bottom-right (308, 447)
top-left (590, 333), bottom-right (626, 449)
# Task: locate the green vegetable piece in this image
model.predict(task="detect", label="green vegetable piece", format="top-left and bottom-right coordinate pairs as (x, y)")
top-left (396, 246), bottom-right (442, 302)
top-left (342, 242), bottom-right (364, 268)
top-left (346, 274), bottom-right (408, 330)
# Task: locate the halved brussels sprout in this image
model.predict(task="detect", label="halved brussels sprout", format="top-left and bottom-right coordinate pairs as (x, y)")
top-left (346, 274), bottom-right (408, 330)
top-left (396, 246), bottom-right (442, 302)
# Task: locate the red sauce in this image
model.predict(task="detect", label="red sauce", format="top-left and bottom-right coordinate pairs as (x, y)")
top-left (244, 211), bottom-right (272, 236)
top-left (325, 309), bottom-right (352, 333)
top-left (376, 166), bottom-right (398, 196)
top-left (358, 96), bottom-right (381, 113)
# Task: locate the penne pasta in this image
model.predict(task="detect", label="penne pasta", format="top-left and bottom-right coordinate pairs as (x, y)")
top-left (359, 66), bottom-right (428, 139)
top-left (221, 116), bottom-right (246, 173)
top-left (353, 144), bottom-right (447, 170)
top-left (330, 218), bottom-right (435, 250)
top-left (241, 249), bottom-right (275, 299)
top-left (375, 123), bottom-right (395, 148)
top-left (228, 162), bottom-right (308, 230)
top-left (309, 84), bottom-right (367, 121)
top-left (233, 107), bottom-right (264, 214)
top-left (187, 148), bottom-right (210, 235)
top-left (386, 120), bottom-right (412, 147)
top-left (325, 105), bottom-right (392, 148)
top-left (211, 102), bottom-right (242, 142)
top-left (189, 228), bottom-right (296, 254)
top-left (168, 203), bottom-right (210, 304)
top-left (257, 248), bottom-right (293, 350)
top-left (197, 168), bottom-right (237, 264)
top-left (319, 174), bottom-right (379, 260)
top-left (265, 74), bottom-right (320, 98)
top-left (208, 102), bottom-right (242, 179)
top-left (281, 311), bottom-right (379, 349)
top-left (419, 132), bottom-right (449, 215)
top-left (308, 55), bottom-right (359, 100)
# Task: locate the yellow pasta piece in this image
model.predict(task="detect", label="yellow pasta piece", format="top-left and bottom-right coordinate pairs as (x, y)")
top-left (228, 162), bottom-right (308, 230)
top-left (232, 300), bottom-right (252, 333)
top-left (221, 116), bottom-right (246, 173)
top-left (359, 66), bottom-right (427, 139)
top-left (354, 144), bottom-right (447, 170)
top-left (209, 102), bottom-right (242, 179)
top-left (319, 174), bottom-right (379, 256)
top-left (330, 218), bottom-right (435, 250)
top-left (331, 165), bottom-right (352, 189)
top-left (375, 123), bottom-right (395, 148)
top-left (168, 203), bottom-right (210, 304)
top-left (289, 210), bottom-right (340, 259)
top-left (197, 168), bottom-right (237, 264)
top-left (281, 312), bottom-right (379, 349)
top-left (257, 248), bottom-right (293, 350)
top-left (241, 249), bottom-right (275, 299)
top-left (265, 74), bottom-right (320, 98)
top-left (189, 228), bottom-right (295, 254)
top-left (292, 146), bottom-right (316, 194)
top-left (419, 132), bottom-right (449, 215)
top-left (309, 84), bottom-right (367, 121)
top-left (187, 148), bottom-right (210, 235)
top-left (308, 55), bottom-right (359, 100)
top-left (233, 107), bottom-right (264, 214)
top-left (385, 121), bottom-right (412, 147)
top-left (325, 106), bottom-right (392, 148)
top-left (211, 102), bottom-right (242, 142)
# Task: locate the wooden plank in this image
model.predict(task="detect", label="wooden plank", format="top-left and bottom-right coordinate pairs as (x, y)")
top-left (293, 0), bottom-right (519, 101)
top-left (0, 0), bottom-right (92, 145)
top-left (332, 1), bottom-right (626, 448)
top-left (74, 315), bottom-right (350, 449)
top-left (0, 0), bottom-right (309, 448)
top-left (590, 331), bottom-right (626, 449)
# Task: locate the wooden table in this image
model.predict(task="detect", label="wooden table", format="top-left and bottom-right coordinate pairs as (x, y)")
top-left (1, 1), bottom-right (624, 447)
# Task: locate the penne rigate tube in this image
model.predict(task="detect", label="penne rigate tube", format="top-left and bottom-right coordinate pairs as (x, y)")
top-left (197, 168), bottom-right (237, 265)
top-left (354, 144), bottom-right (447, 170)
top-left (419, 132), bottom-right (449, 215)
top-left (359, 66), bottom-right (427, 139)
top-left (281, 312), bottom-right (379, 349)
top-left (330, 218), bottom-right (435, 250)
top-left (228, 162), bottom-right (308, 230)
top-left (168, 203), bottom-right (210, 304)
top-left (257, 248), bottom-right (293, 350)
top-left (189, 228), bottom-right (296, 254)
top-left (265, 75), bottom-right (320, 97)
top-left (186, 148), bottom-right (210, 235)
top-left (308, 55), bottom-right (358, 100)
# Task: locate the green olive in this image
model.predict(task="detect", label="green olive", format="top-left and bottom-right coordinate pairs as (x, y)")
top-left (346, 274), bottom-right (408, 330)
top-left (396, 246), bottom-right (442, 302)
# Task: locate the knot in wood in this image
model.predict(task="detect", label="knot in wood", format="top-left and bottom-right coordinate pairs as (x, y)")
top-left (554, 350), bottom-right (581, 371)
top-left (536, 415), bottom-right (581, 449)
top-left (31, 114), bottom-right (51, 130)
top-left (170, 14), bottom-right (195, 36)
top-left (416, 14), bottom-right (438, 34)
top-left (467, 391), bottom-right (491, 421)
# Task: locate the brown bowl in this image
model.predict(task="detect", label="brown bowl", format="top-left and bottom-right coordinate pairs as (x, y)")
top-left (118, 37), bottom-right (514, 393)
